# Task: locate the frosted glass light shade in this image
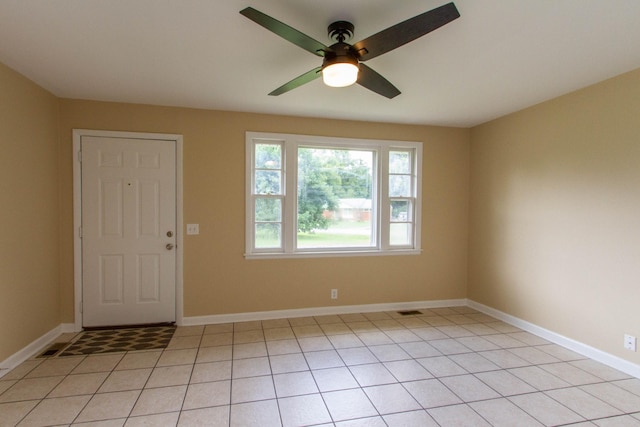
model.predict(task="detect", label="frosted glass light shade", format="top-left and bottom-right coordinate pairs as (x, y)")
top-left (322, 63), bottom-right (359, 87)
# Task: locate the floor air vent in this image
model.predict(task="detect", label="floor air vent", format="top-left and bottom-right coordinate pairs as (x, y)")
top-left (397, 310), bottom-right (423, 316)
top-left (38, 342), bottom-right (70, 358)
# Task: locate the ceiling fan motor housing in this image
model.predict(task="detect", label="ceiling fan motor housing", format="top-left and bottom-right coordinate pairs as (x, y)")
top-left (324, 21), bottom-right (359, 72)
top-left (322, 42), bottom-right (359, 70)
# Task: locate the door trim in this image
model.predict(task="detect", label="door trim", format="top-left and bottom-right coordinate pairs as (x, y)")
top-left (73, 129), bottom-right (184, 331)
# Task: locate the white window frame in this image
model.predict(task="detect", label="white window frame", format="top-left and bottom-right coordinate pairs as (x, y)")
top-left (245, 131), bottom-right (422, 259)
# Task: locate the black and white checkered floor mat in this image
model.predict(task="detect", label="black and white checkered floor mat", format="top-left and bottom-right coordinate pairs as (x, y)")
top-left (59, 325), bottom-right (176, 356)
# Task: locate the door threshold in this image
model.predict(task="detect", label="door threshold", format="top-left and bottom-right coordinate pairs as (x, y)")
top-left (83, 322), bottom-right (176, 331)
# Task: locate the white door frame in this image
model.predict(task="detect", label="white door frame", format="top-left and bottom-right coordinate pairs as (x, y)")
top-left (73, 129), bottom-right (184, 331)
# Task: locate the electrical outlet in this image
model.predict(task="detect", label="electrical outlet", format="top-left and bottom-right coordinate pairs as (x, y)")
top-left (624, 334), bottom-right (637, 351)
top-left (331, 289), bottom-right (338, 300)
top-left (186, 224), bottom-right (199, 235)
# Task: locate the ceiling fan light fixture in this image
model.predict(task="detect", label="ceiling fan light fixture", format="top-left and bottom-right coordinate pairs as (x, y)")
top-left (322, 63), bottom-right (359, 87)
top-left (322, 53), bottom-right (359, 87)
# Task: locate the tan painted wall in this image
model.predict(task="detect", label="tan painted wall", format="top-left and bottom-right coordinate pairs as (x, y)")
top-left (58, 100), bottom-right (470, 322)
top-left (469, 68), bottom-right (640, 364)
top-left (0, 63), bottom-right (60, 362)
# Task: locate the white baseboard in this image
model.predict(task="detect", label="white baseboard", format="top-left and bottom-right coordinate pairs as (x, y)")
top-left (0, 323), bottom-right (78, 379)
top-left (182, 299), bottom-right (467, 326)
top-left (61, 323), bottom-right (78, 334)
top-left (467, 299), bottom-right (640, 379)
top-left (0, 326), bottom-right (59, 378)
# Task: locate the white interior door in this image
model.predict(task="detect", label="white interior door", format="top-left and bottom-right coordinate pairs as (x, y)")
top-left (81, 135), bottom-right (176, 327)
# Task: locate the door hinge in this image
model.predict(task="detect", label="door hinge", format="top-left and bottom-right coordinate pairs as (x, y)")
top-left (77, 150), bottom-right (82, 163)
top-left (78, 227), bottom-right (83, 238)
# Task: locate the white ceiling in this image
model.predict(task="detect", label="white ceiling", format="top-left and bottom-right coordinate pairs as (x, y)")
top-left (1, 0), bottom-right (640, 127)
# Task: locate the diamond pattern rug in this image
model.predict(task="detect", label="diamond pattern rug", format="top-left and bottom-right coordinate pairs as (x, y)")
top-left (60, 325), bottom-right (176, 356)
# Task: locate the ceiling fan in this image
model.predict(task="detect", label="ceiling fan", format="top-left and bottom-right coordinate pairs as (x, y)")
top-left (240, 3), bottom-right (460, 99)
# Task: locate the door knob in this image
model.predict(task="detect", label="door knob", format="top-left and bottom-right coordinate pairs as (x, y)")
top-left (166, 243), bottom-right (174, 250)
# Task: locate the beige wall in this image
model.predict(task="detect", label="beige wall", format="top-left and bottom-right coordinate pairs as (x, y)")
top-left (57, 100), bottom-right (470, 322)
top-left (469, 68), bottom-right (640, 364)
top-left (0, 63), bottom-right (60, 362)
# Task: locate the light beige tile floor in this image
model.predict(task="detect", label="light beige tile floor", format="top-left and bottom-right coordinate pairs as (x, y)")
top-left (1, 306), bottom-right (640, 426)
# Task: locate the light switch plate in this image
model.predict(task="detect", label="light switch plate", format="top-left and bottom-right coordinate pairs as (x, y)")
top-left (186, 224), bottom-right (199, 235)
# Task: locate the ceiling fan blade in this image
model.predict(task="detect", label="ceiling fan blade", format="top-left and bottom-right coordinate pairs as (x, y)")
top-left (240, 7), bottom-right (327, 57)
top-left (353, 2), bottom-right (460, 62)
top-left (269, 67), bottom-right (323, 96)
top-left (357, 63), bottom-right (401, 99)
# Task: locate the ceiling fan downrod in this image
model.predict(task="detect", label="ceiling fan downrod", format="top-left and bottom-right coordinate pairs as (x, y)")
top-left (328, 21), bottom-right (354, 43)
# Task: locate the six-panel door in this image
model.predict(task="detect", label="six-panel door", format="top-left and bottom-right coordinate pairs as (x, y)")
top-left (81, 136), bottom-right (176, 327)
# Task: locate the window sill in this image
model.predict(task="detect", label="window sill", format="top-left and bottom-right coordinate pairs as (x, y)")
top-left (244, 248), bottom-right (422, 260)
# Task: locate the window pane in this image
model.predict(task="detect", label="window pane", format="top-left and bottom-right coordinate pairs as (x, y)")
top-left (390, 223), bottom-right (412, 246)
top-left (255, 223), bottom-right (281, 248)
top-left (391, 200), bottom-right (412, 222)
top-left (297, 147), bottom-right (374, 248)
top-left (255, 198), bottom-right (281, 222)
top-left (255, 144), bottom-right (281, 169)
top-left (255, 170), bottom-right (281, 194)
top-left (389, 151), bottom-right (410, 174)
top-left (298, 220), bottom-right (373, 248)
top-left (389, 175), bottom-right (411, 197)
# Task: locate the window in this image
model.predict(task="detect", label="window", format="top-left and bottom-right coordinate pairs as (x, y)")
top-left (246, 132), bottom-right (422, 258)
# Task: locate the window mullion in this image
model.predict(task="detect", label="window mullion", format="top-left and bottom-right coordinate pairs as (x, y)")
top-left (412, 146), bottom-right (422, 249)
top-left (283, 140), bottom-right (297, 253)
top-left (379, 147), bottom-right (390, 250)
